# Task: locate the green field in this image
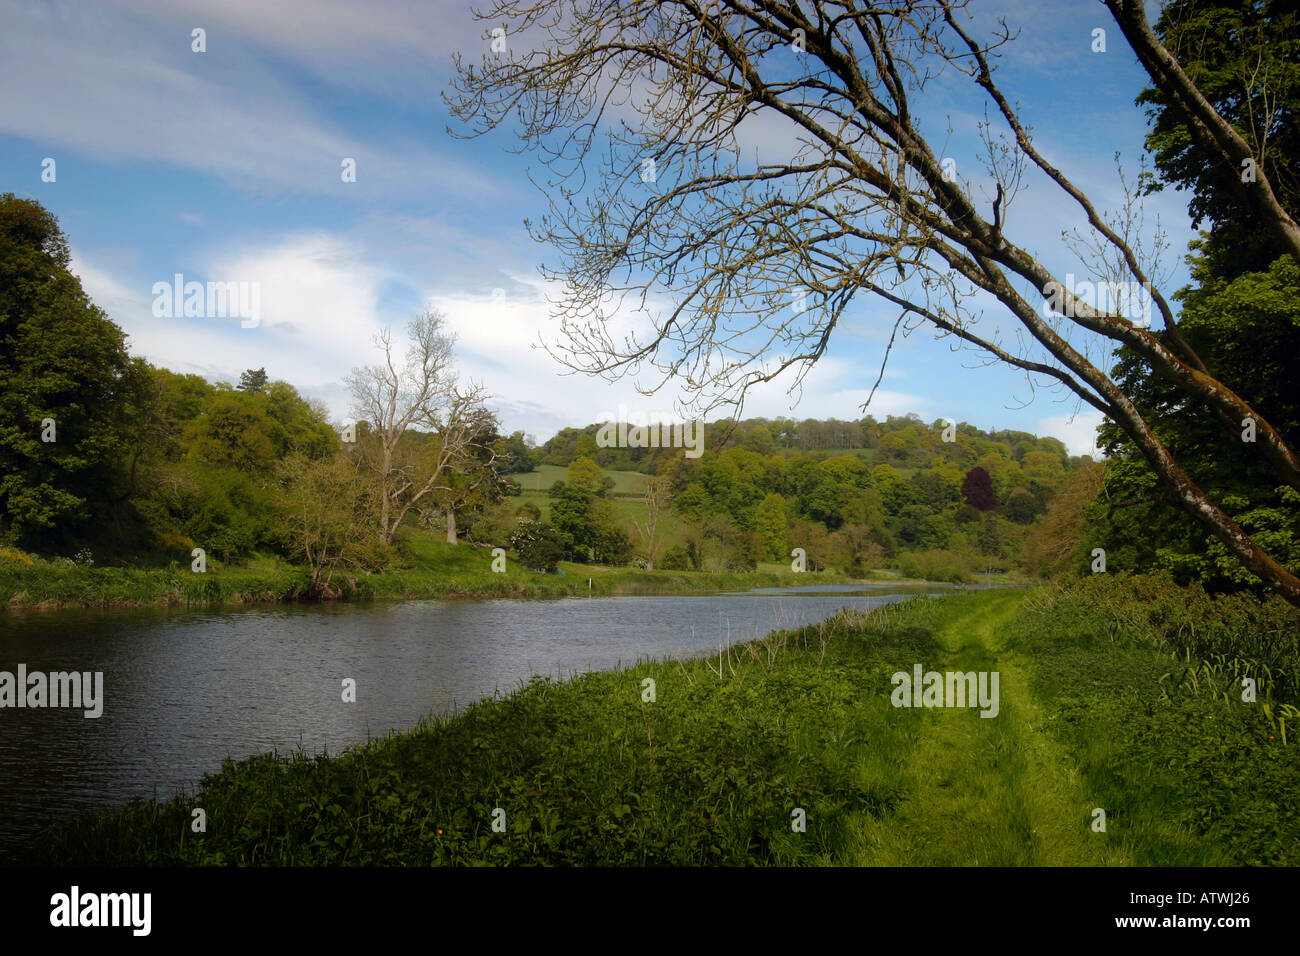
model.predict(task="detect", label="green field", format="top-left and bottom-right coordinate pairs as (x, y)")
top-left (27, 574), bottom-right (1299, 865)
top-left (515, 464), bottom-right (648, 496)
top-left (511, 465), bottom-right (690, 553)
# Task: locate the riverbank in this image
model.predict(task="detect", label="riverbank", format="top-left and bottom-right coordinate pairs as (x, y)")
top-left (1, 539), bottom-right (883, 610)
top-left (22, 573), bottom-right (1299, 866)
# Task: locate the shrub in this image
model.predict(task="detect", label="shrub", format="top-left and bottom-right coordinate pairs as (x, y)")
top-left (508, 521), bottom-right (566, 573)
top-left (896, 549), bottom-right (974, 584)
top-left (0, 547), bottom-right (37, 570)
top-left (659, 545), bottom-right (692, 571)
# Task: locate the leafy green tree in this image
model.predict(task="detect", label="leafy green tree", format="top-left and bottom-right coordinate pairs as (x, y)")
top-left (462, 497), bottom-right (518, 547)
top-left (1024, 460), bottom-right (1104, 576)
top-left (1089, 258), bottom-right (1300, 589)
top-left (1004, 487), bottom-right (1038, 526)
top-left (596, 524), bottom-right (635, 565)
top-left (498, 431), bottom-right (537, 473)
top-left (742, 423), bottom-right (775, 455)
top-left (275, 452), bottom-right (385, 594)
top-left (1089, 0), bottom-right (1300, 595)
top-left (549, 480), bottom-right (623, 562)
top-left (789, 520), bottom-right (830, 572)
top-left (186, 394), bottom-right (277, 474)
top-left (428, 407), bottom-right (508, 543)
top-left (978, 513), bottom-right (1001, 558)
top-left (754, 493), bottom-right (788, 561)
top-left (802, 473), bottom-right (854, 530)
top-left (870, 464), bottom-right (915, 514)
top-left (263, 381), bottom-right (339, 459)
top-left (0, 195), bottom-right (136, 548)
top-left (237, 368), bottom-right (269, 393)
top-left (509, 520), bottom-right (566, 572)
top-left (178, 467), bottom-right (267, 559)
top-left (1021, 450), bottom-right (1065, 485)
top-left (567, 455), bottom-right (606, 495)
top-left (829, 522), bottom-right (884, 575)
top-left (1135, 0), bottom-right (1299, 281)
top-left (673, 482), bottom-right (710, 522)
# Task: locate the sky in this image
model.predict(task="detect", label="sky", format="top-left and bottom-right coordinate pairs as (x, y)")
top-left (0, 0), bottom-right (1196, 458)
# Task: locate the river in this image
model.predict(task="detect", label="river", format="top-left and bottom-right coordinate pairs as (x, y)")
top-left (0, 583), bottom-right (955, 860)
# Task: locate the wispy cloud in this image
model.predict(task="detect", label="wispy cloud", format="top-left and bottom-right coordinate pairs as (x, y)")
top-left (0, 0), bottom-right (510, 199)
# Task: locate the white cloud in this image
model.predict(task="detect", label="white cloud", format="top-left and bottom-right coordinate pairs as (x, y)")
top-left (71, 234), bottom-right (391, 395)
top-left (1038, 410), bottom-right (1105, 459)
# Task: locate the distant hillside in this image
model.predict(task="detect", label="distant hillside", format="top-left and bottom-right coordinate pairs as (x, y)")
top-left (468, 413), bottom-right (1095, 580)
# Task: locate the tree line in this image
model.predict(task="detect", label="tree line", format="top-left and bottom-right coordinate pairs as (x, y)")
top-left (0, 197), bottom-right (531, 593)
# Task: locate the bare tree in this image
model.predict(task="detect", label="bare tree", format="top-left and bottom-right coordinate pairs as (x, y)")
top-left (447, 0), bottom-right (1300, 605)
top-left (346, 310), bottom-right (497, 545)
top-left (633, 473), bottom-right (673, 569)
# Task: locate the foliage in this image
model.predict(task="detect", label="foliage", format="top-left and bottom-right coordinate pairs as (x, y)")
top-left (1136, 0), bottom-right (1300, 280)
top-left (1090, 255), bottom-right (1300, 594)
top-left (1087, 0), bottom-right (1300, 597)
top-left (0, 195), bottom-right (1076, 584)
top-left (1008, 574), bottom-right (1300, 864)
top-left (960, 466), bottom-right (997, 511)
top-left (0, 194), bottom-right (137, 549)
top-left (1023, 461), bottom-right (1105, 577)
top-left (507, 520), bottom-right (566, 573)
top-left (237, 368), bottom-right (269, 393)
top-left (895, 549), bottom-right (974, 584)
top-left (274, 452), bottom-right (388, 595)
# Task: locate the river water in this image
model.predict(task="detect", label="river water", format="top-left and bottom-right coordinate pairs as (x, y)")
top-left (0, 583), bottom-right (953, 859)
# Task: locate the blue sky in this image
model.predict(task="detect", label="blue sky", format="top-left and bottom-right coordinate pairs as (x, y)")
top-left (0, 0), bottom-right (1194, 456)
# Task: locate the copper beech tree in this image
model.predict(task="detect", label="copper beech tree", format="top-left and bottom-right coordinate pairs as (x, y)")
top-left (448, 0), bottom-right (1300, 605)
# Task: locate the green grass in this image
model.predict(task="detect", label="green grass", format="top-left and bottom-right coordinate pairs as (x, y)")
top-left (515, 465), bottom-right (649, 496)
top-left (24, 575), bottom-right (1300, 865)
top-left (0, 560), bottom-right (318, 609)
top-left (0, 534), bottom-right (848, 609)
top-left (999, 576), bottom-right (1300, 865)
top-left (842, 590), bottom-right (1126, 864)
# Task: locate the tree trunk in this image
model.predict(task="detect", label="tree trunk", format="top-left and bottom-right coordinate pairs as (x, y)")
top-left (446, 507), bottom-right (457, 545)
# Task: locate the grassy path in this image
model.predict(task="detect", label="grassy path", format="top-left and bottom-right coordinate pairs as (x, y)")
top-left (846, 590), bottom-right (1129, 865)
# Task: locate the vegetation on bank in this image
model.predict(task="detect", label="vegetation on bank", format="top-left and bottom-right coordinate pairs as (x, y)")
top-left (25, 573), bottom-right (1298, 866)
top-left (0, 538), bottom-right (875, 610)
